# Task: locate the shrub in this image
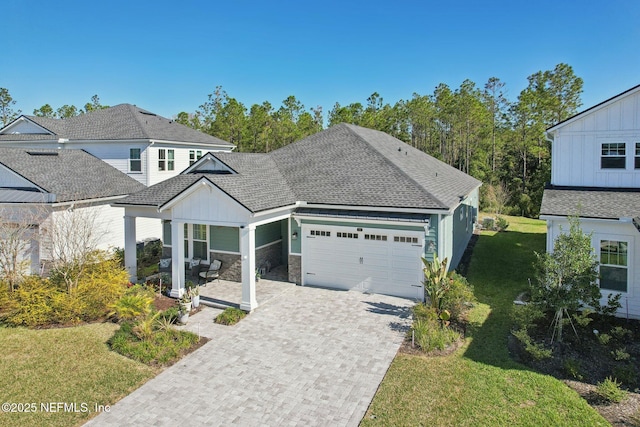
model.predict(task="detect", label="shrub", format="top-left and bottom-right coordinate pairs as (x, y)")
top-left (442, 272), bottom-right (476, 321)
top-left (612, 364), bottom-right (638, 387)
top-left (610, 326), bottom-right (632, 341)
top-left (611, 348), bottom-right (630, 361)
top-left (511, 304), bottom-right (545, 331)
top-left (597, 333), bottom-right (611, 346)
top-left (596, 377), bottom-right (627, 403)
top-left (214, 307), bottom-right (247, 325)
top-left (109, 284), bottom-right (155, 322)
top-left (495, 216), bottom-right (509, 231)
top-left (563, 358), bottom-right (583, 380)
top-left (108, 321), bottom-right (199, 366)
top-left (411, 317), bottom-right (460, 352)
top-left (412, 303), bottom-right (439, 323)
top-left (512, 328), bottom-right (552, 361)
top-left (158, 306), bottom-right (179, 324)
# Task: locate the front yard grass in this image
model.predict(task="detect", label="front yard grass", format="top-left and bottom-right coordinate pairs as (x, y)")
top-left (362, 215), bottom-right (608, 426)
top-left (0, 323), bottom-right (157, 427)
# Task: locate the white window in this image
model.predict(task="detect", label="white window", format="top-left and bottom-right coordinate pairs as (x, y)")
top-left (601, 143), bottom-right (626, 169)
top-left (158, 149), bottom-right (174, 171)
top-left (635, 143), bottom-right (640, 169)
top-left (600, 240), bottom-right (628, 292)
top-left (129, 148), bottom-right (141, 172)
top-left (192, 224), bottom-right (207, 259)
top-left (189, 150), bottom-right (203, 166)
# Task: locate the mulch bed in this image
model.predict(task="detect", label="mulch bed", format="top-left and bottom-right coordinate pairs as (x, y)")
top-left (510, 314), bottom-right (640, 425)
top-left (153, 294), bottom-right (178, 311)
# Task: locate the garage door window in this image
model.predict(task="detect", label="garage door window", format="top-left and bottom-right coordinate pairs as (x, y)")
top-left (310, 230), bottom-right (331, 237)
top-left (337, 232), bottom-right (358, 239)
top-left (394, 236), bottom-right (419, 244)
top-left (364, 234), bottom-right (387, 241)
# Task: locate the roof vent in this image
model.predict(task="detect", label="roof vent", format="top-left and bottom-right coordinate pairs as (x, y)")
top-left (27, 151), bottom-right (58, 156)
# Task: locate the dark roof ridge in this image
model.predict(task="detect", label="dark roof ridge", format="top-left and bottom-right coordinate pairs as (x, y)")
top-left (341, 123), bottom-right (449, 209)
top-left (545, 184), bottom-right (640, 192)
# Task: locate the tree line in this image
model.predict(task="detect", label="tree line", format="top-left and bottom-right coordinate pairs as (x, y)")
top-left (0, 63), bottom-right (583, 217)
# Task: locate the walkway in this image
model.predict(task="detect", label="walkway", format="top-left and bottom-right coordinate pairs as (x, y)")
top-left (85, 285), bottom-right (414, 426)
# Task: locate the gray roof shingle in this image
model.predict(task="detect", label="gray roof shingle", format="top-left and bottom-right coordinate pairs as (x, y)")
top-left (119, 123), bottom-right (481, 213)
top-left (0, 148), bottom-right (146, 203)
top-left (540, 187), bottom-right (640, 219)
top-left (0, 104), bottom-right (233, 147)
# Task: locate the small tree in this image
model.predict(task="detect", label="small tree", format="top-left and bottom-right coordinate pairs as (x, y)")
top-left (42, 206), bottom-right (107, 293)
top-left (531, 216), bottom-right (600, 342)
top-left (0, 208), bottom-right (44, 291)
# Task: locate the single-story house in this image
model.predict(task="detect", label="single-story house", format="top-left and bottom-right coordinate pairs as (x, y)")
top-left (540, 83), bottom-right (640, 319)
top-left (116, 123), bottom-right (481, 310)
top-left (0, 148), bottom-right (146, 274)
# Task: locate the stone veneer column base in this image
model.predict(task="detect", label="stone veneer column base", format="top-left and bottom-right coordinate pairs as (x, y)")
top-left (288, 254), bottom-right (301, 284)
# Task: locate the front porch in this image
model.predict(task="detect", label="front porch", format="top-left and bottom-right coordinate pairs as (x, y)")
top-left (197, 265), bottom-right (293, 309)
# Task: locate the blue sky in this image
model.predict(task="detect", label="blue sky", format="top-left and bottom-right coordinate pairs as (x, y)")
top-left (3, 1), bottom-right (640, 122)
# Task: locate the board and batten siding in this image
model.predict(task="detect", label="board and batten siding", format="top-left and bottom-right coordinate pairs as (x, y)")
top-left (551, 89), bottom-right (640, 187)
top-left (546, 217), bottom-right (640, 320)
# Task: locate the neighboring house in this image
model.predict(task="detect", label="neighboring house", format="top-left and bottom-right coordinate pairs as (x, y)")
top-left (0, 103), bottom-right (234, 187)
top-left (0, 104), bottom-right (235, 242)
top-left (0, 148), bottom-right (146, 275)
top-left (116, 123), bottom-right (481, 311)
top-left (540, 83), bottom-right (640, 319)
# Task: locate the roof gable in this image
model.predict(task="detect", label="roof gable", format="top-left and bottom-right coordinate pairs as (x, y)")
top-left (547, 84), bottom-right (640, 133)
top-left (0, 104), bottom-right (234, 147)
top-left (0, 116), bottom-right (55, 135)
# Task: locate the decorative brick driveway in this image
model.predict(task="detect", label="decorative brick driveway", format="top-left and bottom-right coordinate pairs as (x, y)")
top-left (85, 285), bottom-right (413, 426)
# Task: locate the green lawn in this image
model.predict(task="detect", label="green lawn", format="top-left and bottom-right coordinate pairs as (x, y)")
top-left (362, 216), bottom-right (608, 426)
top-left (0, 323), bottom-right (157, 427)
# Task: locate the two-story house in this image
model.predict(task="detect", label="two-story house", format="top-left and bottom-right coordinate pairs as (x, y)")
top-left (0, 105), bottom-right (234, 274)
top-left (0, 103), bottom-right (234, 187)
top-left (540, 84), bottom-right (640, 319)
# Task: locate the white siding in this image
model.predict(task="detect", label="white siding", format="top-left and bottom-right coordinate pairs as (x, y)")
top-left (551, 89), bottom-right (640, 187)
top-left (171, 183), bottom-right (251, 226)
top-left (147, 145), bottom-right (230, 186)
top-left (0, 164), bottom-right (38, 188)
top-left (2, 119), bottom-right (50, 134)
top-left (547, 218), bottom-right (640, 319)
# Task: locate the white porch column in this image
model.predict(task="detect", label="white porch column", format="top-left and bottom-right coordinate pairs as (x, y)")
top-left (240, 225), bottom-right (258, 311)
top-left (170, 221), bottom-right (186, 298)
top-left (124, 216), bottom-right (137, 283)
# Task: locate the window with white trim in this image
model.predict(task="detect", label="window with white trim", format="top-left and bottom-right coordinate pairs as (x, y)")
top-left (192, 224), bottom-right (208, 259)
top-left (600, 240), bottom-right (628, 292)
top-left (635, 143), bottom-right (640, 169)
top-left (158, 149), bottom-right (175, 171)
top-left (189, 150), bottom-right (203, 166)
top-left (601, 143), bottom-right (626, 169)
top-left (129, 148), bottom-right (141, 172)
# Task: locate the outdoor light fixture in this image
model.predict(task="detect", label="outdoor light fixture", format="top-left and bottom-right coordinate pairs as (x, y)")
top-left (292, 231), bottom-right (298, 240)
top-left (428, 240), bottom-right (436, 252)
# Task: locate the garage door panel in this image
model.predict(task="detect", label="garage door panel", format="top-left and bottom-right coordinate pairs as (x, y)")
top-left (304, 225), bottom-right (424, 300)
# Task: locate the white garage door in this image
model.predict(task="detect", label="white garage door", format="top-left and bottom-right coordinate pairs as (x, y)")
top-left (302, 225), bottom-right (424, 300)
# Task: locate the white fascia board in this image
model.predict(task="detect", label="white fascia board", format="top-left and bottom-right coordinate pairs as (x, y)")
top-left (300, 202), bottom-right (449, 215)
top-left (251, 203), bottom-right (299, 219)
top-left (292, 213), bottom-right (429, 228)
top-left (539, 214), bottom-right (625, 224)
top-left (249, 212), bottom-right (293, 228)
top-left (149, 139), bottom-right (235, 150)
top-left (51, 194), bottom-right (128, 208)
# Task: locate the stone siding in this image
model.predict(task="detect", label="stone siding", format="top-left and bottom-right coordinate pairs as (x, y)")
top-left (211, 252), bottom-right (242, 282)
top-left (256, 242), bottom-right (282, 274)
top-left (288, 254), bottom-right (301, 284)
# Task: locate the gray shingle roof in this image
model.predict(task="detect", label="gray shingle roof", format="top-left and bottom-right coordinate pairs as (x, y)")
top-left (0, 148), bottom-right (146, 203)
top-left (119, 123), bottom-right (481, 213)
top-left (0, 104), bottom-right (234, 147)
top-left (540, 187), bottom-right (640, 219)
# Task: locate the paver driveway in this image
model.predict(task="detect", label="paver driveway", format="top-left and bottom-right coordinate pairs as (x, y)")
top-left (85, 284), bottom-right (413, 426)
